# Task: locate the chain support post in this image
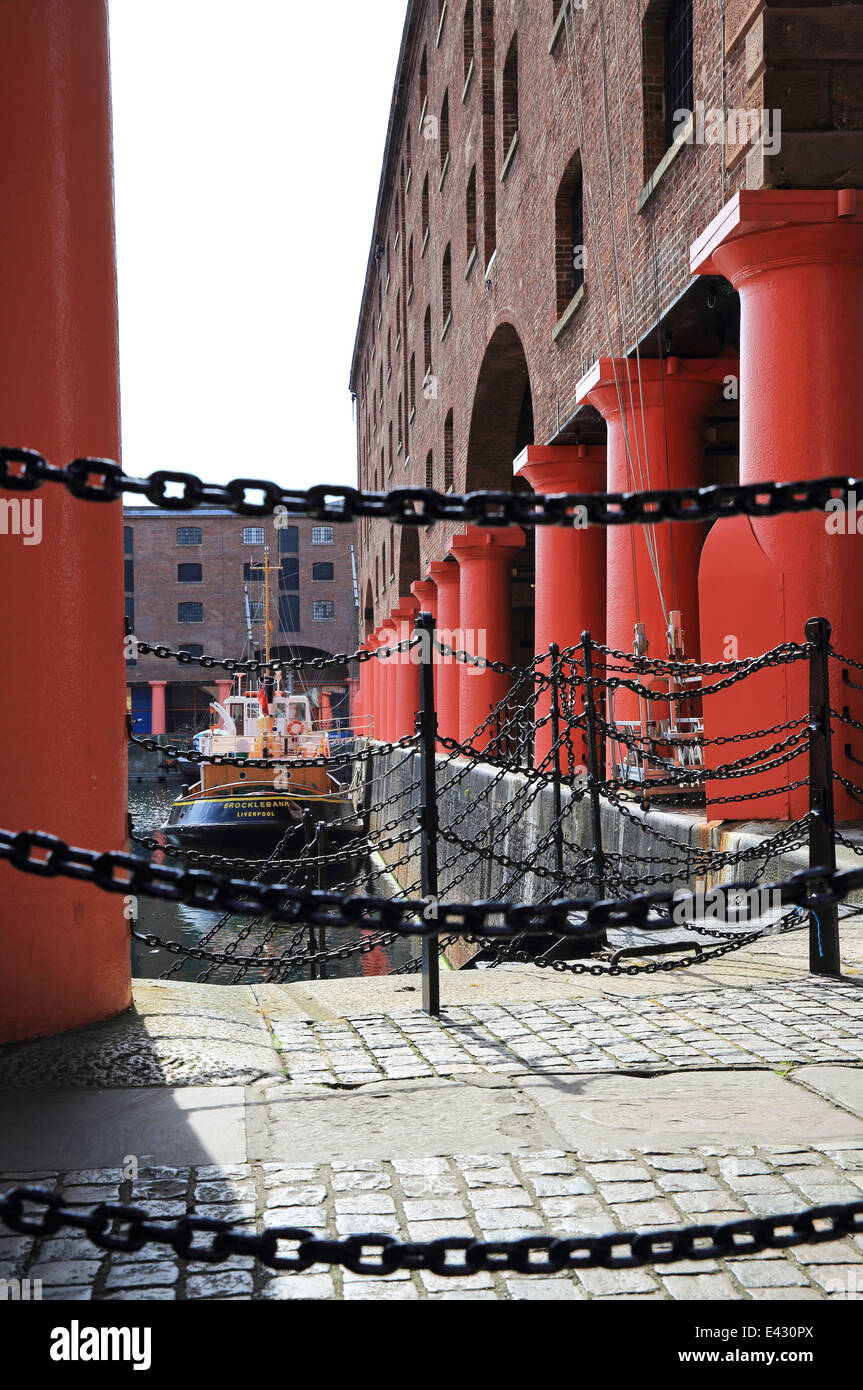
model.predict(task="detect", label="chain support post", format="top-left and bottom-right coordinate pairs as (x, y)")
top-left (316, 820), bottom-right (329, 980)
top-left (581, 631), bottom-right (608, 947)
top-left (303, 810), bottom-right (318, 979)
top-left (806, 616), bottom-right (841, 976)
top-left (548, 643), bottom-right (566, 891)
top-left (416, 611), bottom-right (441, 1015)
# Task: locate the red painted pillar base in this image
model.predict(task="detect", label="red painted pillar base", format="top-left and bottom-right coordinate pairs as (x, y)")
top-left (515, 445), bottom-right (607, 771)
top-left (449, 527), bottom-right (525, 753)
top-left (391, 596), bottom-right (420, 740)
top-left (428, 559), bottom-right (460, 746)
top-left (0, 0), bottom-right (130, 1042)
top-left (576, 356), bottom-right (732, 725)
top-left (692, 190), bottom-right (863, 820)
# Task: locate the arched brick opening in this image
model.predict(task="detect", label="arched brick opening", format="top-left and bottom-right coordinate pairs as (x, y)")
top-left (397, 525), bottom-right (421, 598)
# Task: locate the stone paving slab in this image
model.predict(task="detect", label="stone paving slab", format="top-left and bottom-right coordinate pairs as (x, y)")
top-left (3, 1143), bottom-right (863, 1300)
top-left (0, 982), bottom-right (281, 1089)
top-left (0, 1087), bottom-right (247, 1169)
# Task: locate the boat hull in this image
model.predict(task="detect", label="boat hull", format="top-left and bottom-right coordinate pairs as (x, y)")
top-left (161, 786), bottom-right (358, 856)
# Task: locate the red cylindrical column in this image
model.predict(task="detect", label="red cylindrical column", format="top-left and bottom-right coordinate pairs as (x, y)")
top-left (391, 596), bottom-right (420, 739)
top-left (366, 634), bottom-right (382, 738)
top-left (692, 190), bottom-right (863, 819)
top-left (0, 0), bottom-right (130, 1041)
top-left (428, 559), bottom-right (460, 746)
top-left (378, 619), bottom-right (397, 742)
top-left (215, 679), bottom-right (232, 707)
top-left (576, 357), bottom-right (730, 724)
top-left (515, 445), bottom-right (607, 769)
top-left (411, 577), bottom-right (439, 707)
top-left (449, 527), bottom-right (525, 752)
top-left (149, 681), bottom-right (168, 736)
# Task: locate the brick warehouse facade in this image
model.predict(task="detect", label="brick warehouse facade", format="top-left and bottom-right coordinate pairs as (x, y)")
top-left (124, 510), bottom-right (359, 737)
top-left (349, 0), bottom-right (863, 820)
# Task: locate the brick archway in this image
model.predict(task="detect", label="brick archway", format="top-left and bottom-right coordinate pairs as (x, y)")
top-left (464, 322), bottom-right (533, 493)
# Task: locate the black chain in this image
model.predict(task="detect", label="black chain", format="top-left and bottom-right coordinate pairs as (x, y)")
top-left (4, 447), bottom-right (860, 529)
top-left (3, 1188), bottom-right (860, 1274)
top-left (133, 633), bottom-right (417, 675)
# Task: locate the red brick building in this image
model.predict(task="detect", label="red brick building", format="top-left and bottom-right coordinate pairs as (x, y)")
top-left (125, 509), bottom-right (359, 736)
top-left (349, 0), bottom-right (863, 820)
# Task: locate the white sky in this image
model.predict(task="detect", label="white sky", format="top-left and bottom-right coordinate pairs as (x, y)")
top-left (109, 0), bottom-right (406, 496)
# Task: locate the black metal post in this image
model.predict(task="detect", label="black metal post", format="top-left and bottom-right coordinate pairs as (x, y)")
top-left (581, 630), bottom-right (607, 915)
top-left (806, 616), bottom-right (840, 975)
top-left (548, 643), bottom-right (566, 893)
top-left (303, 808), bottom-right (318, 980)
top-left (316, 820), bottom-right (328, 980)
top-left (416, 610), bottom-right (440, 1016)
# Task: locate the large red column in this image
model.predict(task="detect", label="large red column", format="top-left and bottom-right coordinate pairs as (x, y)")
top-left (366, 634), bottom-right (382, 738)
top-left (692, 190), bottom-right (863, 820)
top-left (449, 528), bottom-right (525, 752)
top-left (149, 681), bottom-right (168, 736)
top-left (575, 357), bottom-right (731, 724)
top-left (215, 679), bottom-right (232, 707)
top-left (391, 596), bottom-right (420, 740)
top-left (428, 559), bottom-right (460, 746)
top-left (377, 619), bottom-right (397, 742)
top-left (411, 577), bottom-right (439, 709)
top-left (0, 0), bottom-right (130, 1041)
top-left (515, 445), bottom-right (607, 770)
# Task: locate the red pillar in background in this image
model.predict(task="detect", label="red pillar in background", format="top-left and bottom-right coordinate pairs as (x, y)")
top-left (575, 356), bottom-right (731, 724)
top-left (0, 0), bottom-right (130, 1042)
top-left (215, 679), bottom-right (232, 708)
top-left (692, 189), bottom-right (863, 820)
top-left (428, 559), bottom-right (460, 746)
top-left (319, 692), bottom-right (333, 731)
top-left (377, 619), bottom-right (397, 742)
top-left (149, 681), bottom-right (168, 736)
top-left (411, 577), bottom-right (439, 710)
top-left (449, 528), bottom-right (525, 752)
top-left (391, 596), bottom-right (420, 740)
top-left (366, 634), bottom-right (382, 739)
top-left (515, 445), bottom-right (607, 771)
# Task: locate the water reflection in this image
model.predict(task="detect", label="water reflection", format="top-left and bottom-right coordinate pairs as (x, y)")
top-left (129, 783), bottom-right (416, 983)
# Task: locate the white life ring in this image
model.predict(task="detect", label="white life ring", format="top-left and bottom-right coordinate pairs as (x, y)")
top-left (287, 719), bottom-right (305, 737)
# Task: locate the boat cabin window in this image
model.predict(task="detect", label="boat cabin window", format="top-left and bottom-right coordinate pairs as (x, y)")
top-left (228, 702), bottom-right (245, 727)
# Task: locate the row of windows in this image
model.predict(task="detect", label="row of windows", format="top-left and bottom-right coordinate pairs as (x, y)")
top-left (176, 600), bottom-right (335, 624)
top-left (125, 524), bottom-right (335, 548)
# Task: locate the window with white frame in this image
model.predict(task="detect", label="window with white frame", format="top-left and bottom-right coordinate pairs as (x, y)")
top-left (243, 526), bottom-right (266, 545)
top-left (313, 600), bottom-right (335, 621)
top-left (311, 526), bottom-right (334, 544)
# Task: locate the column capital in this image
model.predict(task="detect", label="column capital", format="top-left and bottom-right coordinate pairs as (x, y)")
top-left (390, 595), bottom-right (420, 625)
top-left (575, 355), bottom-right (735, 419)
top-left (448, 526), bottom-right (525, 564)
top-left (691, 189), bottom-right (863, 283)
top-left (428, 558), bottom-right (460, 586)
top-left (514, 443), bottom-right (606, 493)
top-left (148, 679), bottom-right (168, 688)
top-left (411, 578), bottom-right (437, 607)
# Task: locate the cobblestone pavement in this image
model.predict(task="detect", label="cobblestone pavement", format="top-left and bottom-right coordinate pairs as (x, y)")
top-left (3, 1144), bottom-right (863, 1301)
top-left (267, 980), bottom-right (863, 1086)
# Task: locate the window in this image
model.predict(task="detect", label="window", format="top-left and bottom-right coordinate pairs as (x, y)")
top-left (444, 410), bottom-right (454, 491)
top-left (406, 123), bottom-right (412, 175)
top-left (177, 526), bottom-right (202, 546)
top-left (425, 450), bottom-right (434, 488)
top-left (124, 596), bottom-right (135, 633)
top-left (313, 600), bottom-right (335, 621)
top-left (442, 244), bottom-right (452, 327)
top-left (664, 0), bottom-right (693, 150)
top-left (503, 35), bottom-right (518, 155)
top-left (409, 352), bottom-right (416, 415)
top-left (424, 305), bottom-right (432, 377)
top-left (279, 593), bottom-right (300, 631)
top-left (466, 167), bottom-right (477, 261)
top-left (178, 643), bottom-right (203, 665)
top-left (555, 152), bottom-right (585, 317)
top-left (311, 526), bottom-right (334, 544)
top-left (463, 1), bottom-right (475, 85)
top-left (422, 174), bottom-right (430, 244)
top-left (278, 524), bottom-right (298, 554)
top-left (420, 46), bottom-right (428, 112)
top-left (280, 556), bottom-right (299, 590)
top-left (243, 526), bottom-right (266, 545)
top-left (177, 563), bottom-right (202, 583)
top-left (408, 234), bottom-right (414, 292)
top-left (313, 562), bottom-right (334, 581)
top-left (440, 91), bottom-right (450, 172)
top-left (178, 602), bottom-right (203, 623)
top-left (243, 561), bottom-right (265, 581)
top-left (123, 526), bottom-right (133, 555)
top-left (124, 559), bottom-right (134, 592)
